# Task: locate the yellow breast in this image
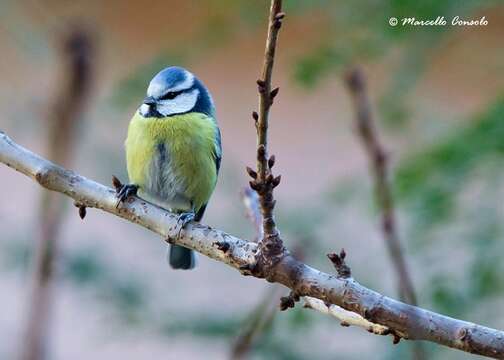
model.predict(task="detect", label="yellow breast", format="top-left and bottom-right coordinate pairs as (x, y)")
top-left (125, 111), bottom-right (218, 211)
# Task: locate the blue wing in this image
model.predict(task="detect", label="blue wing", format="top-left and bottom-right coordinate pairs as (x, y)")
top-left (195, 126), bottom-right (221, 223)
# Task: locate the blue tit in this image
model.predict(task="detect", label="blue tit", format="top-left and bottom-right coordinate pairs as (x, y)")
top-left (118, 66), bottom-right (222, 270)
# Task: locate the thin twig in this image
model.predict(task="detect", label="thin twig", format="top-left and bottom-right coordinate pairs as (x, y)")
top-left (20, 28), bottom-right (94, 360)
top-left (1, 132), bottom-right (504, 358)
top-left (230, 286), bottom-right (283, 359)
top-left (233, 190), bottom-right (385, 357)
top-left (345, 67), bottom-right (418, 305)
top-left (303, 297), bottom-right (389, 335)
top-left (241, 188), bottom-right (263, 243)
top-left (327, 249), bottom-right (352, 278)
top-left (247, 0), bottom-right (285, 276)
top-left (345, 66), bottom-right (426, 360)
top-left (230, 189), bottom-right (283, 359)
top-left (240, 190), bottom-right (383, 339)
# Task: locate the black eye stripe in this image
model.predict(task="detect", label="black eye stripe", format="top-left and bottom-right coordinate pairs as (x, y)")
top-left (159, 90), bottom-right (182, 100)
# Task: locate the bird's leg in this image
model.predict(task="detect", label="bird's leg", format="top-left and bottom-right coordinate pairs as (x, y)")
top-left (174, 211), bottom-right (196, 238)
top-left (115, 184), bottom-right (138, 207)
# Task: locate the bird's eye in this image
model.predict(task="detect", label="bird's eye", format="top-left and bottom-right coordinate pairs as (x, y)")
top-left (160, 91), bottom-right (180, 100)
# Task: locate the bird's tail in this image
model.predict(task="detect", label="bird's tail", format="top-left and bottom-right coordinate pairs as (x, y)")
top-left (168, 244), bottom-right (197, 270)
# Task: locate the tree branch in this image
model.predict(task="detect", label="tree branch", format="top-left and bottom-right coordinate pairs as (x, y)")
top-left (345, 67), bottom-right (426, 359)
top-left (247, 0), bottom-right (285, 276)
top-left (238, 188), bottom-right (388, 339)
top-left (2, 132), bottom-right (504, 358)
top-left (230, 188), bottom-right (278, 359)
top-left (303, 297), bottom-right (390, 336)
top-left (241, 188), bottom-right (264, 243)
top-left (345, 67), bottom-right (418, 306)
top-left (230, 285), bottom-right (282, 359)
top-left (20, 28), bottom-right (94, 360)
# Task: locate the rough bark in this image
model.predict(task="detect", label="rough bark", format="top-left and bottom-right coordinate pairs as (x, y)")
top-left (1, 131), bottom-right (504, 359)
top-left (247, 0), bottom-right (285, 276)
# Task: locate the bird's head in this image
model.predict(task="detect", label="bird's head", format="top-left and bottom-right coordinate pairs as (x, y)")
top-left (139, 66), bottom-right (214, 118)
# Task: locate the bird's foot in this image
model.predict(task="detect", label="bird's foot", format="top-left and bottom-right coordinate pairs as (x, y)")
top-left (175, 212), bottom-right (195, 238)
top-left (115, 184), bottom-right (138, 208)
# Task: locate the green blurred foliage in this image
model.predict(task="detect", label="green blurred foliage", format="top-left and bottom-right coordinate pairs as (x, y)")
top-left (1, 241), bottom-right (147, 322)
top-left (392, 98), bottom-right (504, 358)
top-left (3, 1), bottom-right (504, 359)
top-left (65, 249), bottom-right (106, 285)
top-left (291, 0), bottom-right (499, 128)
top-left (1, 238), bottom-right (324, 358)
top-left (159, 313), bottom-right (243, 338)
top-left (1, 237), bottom-right (31, 272)
top-left (309, 94), bottom-right (504, 358)
top-left (395, 97), bottom-right (504, 227)
top-left (63, 248), bottom-right (148, 322)
top-left (111, 0), bottom-right (500, 130)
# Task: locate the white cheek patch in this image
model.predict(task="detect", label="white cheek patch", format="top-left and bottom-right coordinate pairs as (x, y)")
top-left (157, 89), bottom-right (199, 116)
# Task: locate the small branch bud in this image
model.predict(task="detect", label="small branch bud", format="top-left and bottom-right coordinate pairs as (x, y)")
top-left (78, 206), bottom-right (87, 219)
top-left (2, 120), bottom-right (504, 357)
top-left (280, 291), bottom-right (300, 311)
top-left (74, 201), bottom-right (87, 219)
top-left (270, 87), bottom-right (280, 99)
top-left (268, 155), bottom-right (276, 168)
top-left (250, 0), bottom-right (286, 278)
top-left (257, 144), bottom-right (266, 159)
top-left (249, 181), bottom-right (260, 191)
top-left (252, 111), bottom-right (259, 121)
top-left (327, 249), bottom-right (352, 278)
top-left (246, 166), bottom-right (258, 179)
top-left (280, 296), bottom-right (295, 311)
top-left (272, 175), bottom-right (281, 188)
top-left (256, 79), bottom-right (266, 93)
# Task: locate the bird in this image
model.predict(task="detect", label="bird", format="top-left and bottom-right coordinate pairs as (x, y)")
top-left (117, 66), bottom-right (221, 270)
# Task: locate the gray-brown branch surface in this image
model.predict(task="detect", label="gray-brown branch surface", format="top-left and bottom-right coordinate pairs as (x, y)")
top-left (345, 68), bottom-right (425, 360)
top-left (345, 67), bottom-right (418, 306)
top-left (230, 188), bottom-right (283, 359)
top-left (2, 132), bottom-right (504, 359)
top-left (20, 29), bottom-right (94, 360)
top-left (247, 0), bottom-right (285, 275)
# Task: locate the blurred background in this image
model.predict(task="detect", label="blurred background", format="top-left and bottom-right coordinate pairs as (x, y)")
top-left (1, 0), bottom-right (504, 359)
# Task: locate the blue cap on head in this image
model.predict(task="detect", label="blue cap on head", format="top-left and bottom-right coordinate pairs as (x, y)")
top-left (140, 66), bottom-right (214, 118)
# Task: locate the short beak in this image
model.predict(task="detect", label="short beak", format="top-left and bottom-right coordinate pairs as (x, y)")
top-left (139, 97), bottom-right (162, 118)
top-left (143, 96), bottom-right (156, 105)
